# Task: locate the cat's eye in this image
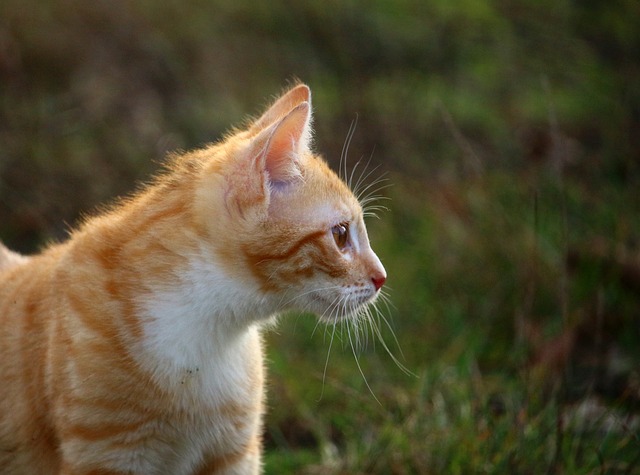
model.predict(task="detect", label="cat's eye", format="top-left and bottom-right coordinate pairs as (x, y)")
top-left (331, 223), bottom-right (349, 250)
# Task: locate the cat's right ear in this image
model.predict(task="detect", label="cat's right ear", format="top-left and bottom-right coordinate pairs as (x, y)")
top-left (250, 84), bottom-right (311, 133)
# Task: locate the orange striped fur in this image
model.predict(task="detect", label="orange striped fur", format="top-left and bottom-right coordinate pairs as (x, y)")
top-left (0, 84), bottom-right (386, 474)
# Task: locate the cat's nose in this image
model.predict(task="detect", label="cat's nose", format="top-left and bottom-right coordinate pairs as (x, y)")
top-left (368, 252), bottom-right (386, 292)
top-left (371, 273), bottom-right (386, 292)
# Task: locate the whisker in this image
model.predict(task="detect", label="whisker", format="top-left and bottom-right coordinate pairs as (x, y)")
top-left (349, 148), bottom-right (377, 193)
top-left (348, 151), bottom-right (371, 193)
top-left (310, 291), bottom-right (344, 339)
top-left (340, 116), bottom-right (358, 184)
top-left (337, 116), bottom-right (391, 224)
top-left (360, 193), bottom-right (392, 206)
top-left (353, 162), bottom-right (382, 200)
top-left (359, 185), bottom-right (392, 205)
top-left (362, 203), bottom-right (391, 220)
top-left (357, 181), bottom-right (392, 209)
top-left (355, 173), bottom-right (389, 199)
top-left (317, 302), bottom-right (341, 402)
top-left (346, 320), bottom-right (381, 406)
top-left (370, 302), bottom-right (415, 377)
top-left (311, 295), bottom-right (342, 337)
top-left (278, 284), bottom-right (343, 311)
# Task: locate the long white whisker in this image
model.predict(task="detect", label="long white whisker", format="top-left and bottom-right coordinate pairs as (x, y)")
top-left (317, 298), bottom-right (343, 402)
top-left (310, 291), bottom-right (344, 338)
top-left (340, 116), bottom-right (358, 184)
top-left (346, 319), bottom-right (381, 406)
top-left (348, 152), bottom-right (370, 193)
top-left (370, 300), bottom-right (415, 377)
top-left (350, 148), bottom-right (378, 194)
top-left (353, 161), bottom-right (381, 200)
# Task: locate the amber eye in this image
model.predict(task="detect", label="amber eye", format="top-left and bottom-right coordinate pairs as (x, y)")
top-left (331, 223), bottom-right (349, 250)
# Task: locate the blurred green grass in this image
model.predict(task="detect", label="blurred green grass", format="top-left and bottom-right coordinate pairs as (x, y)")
top-left (1, 0), bottom-right (639, 473)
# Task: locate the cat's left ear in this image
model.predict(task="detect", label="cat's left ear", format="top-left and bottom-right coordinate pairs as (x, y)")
top-left (227, 103), bottom-right (311, 218)
top-left (250, 84), bottom-right (311, 133)
top-left (251, 101), bottom-right (312, 188)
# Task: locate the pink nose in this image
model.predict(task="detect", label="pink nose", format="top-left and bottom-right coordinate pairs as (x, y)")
top-left (372, 274), bottom-right (386, 292)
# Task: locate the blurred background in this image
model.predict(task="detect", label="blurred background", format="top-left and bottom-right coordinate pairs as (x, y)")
top-left (1, 0), bottom-right (639, 473)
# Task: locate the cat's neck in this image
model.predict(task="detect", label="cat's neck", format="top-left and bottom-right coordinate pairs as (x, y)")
top-left (138, 241), bottom-right (279, 350)
top-left (134, 248), bottom-right (272, 393)
top-left (67, 180), bottom-right (278, 380)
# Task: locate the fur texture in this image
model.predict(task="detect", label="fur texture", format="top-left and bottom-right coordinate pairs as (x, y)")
top-left (0, 84), bottom-right (386, 474)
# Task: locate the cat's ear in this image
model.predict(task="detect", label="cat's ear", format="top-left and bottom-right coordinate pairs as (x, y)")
top-left (227, 100), bottom-right (311, 219)
top-left (250, 84), bottom-right (311, 133)
top-left (252, 101), bottom-right (312, 187)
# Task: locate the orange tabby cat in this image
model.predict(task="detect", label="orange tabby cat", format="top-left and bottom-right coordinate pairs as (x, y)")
top-left (0, 84), bottom-right (386, 474)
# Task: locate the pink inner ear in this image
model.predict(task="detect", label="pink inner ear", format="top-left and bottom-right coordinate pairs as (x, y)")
top-left (262, 102), bottom-right (310, 185)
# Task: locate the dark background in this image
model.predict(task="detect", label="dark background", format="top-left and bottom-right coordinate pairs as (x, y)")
top-left (1, 1), bottom-right (639, 473)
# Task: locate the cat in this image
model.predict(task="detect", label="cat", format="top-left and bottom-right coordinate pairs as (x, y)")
top-left (0, 83), bottom-right (387, 475)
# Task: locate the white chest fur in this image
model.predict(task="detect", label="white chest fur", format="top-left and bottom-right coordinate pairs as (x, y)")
top-left (136, 251), bottom-right (270, 396)
top-left (130, 255), bottom-right (268, 472)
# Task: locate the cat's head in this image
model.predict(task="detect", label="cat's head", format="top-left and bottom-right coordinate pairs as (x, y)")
top-left (193, 84), bottom-right (386, 323)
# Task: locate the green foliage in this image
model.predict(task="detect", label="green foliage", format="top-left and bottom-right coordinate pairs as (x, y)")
top-left (1, 0), bottom-right (639, 473)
